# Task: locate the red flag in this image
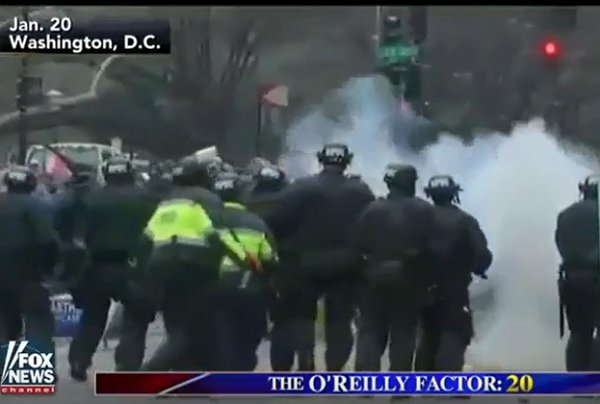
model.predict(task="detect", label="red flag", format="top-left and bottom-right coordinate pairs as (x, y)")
top-left (259, 84), bottom-right (289, 107)
top-left (46, 154), bottom-right (71, 181)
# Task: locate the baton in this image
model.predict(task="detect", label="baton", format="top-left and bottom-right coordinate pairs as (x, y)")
top-left (559, 284), bottom-right (566, 339)
top-left (558, 267), bottom-right (566, 339)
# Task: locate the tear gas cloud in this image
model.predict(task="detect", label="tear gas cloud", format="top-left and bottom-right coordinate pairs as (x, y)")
top-left (282, 76), bottom-right (598, 370)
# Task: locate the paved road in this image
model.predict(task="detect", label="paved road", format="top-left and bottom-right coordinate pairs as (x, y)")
top-left (2, 333), bottom-right (577, 403)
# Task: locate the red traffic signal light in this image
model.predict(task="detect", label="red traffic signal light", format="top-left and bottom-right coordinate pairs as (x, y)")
top-left (542, 40), bottom-right (561, 57)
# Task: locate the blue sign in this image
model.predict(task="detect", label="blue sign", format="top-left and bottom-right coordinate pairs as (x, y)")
top-left (50, 294), bottom-right (82, 338)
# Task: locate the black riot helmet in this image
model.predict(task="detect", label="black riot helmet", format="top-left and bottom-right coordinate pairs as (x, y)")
top-left (424, 174), bottom-right (463, 205)
top-left (160, 159), bottom-right (175, 173)
top-left (579, 174), bottom-right (599, 200)
top-left (215, 173), bottom-right (245, 203)
top-left (383, 163), bottom-right (418, 195)
top-left (3, 166), bottom-right (37, 194)
top-left (102, 157), bottom-right (134, 185)
top-left (254, 165), bottom-right (287, 193)
top-left (156, 160), bottom-right (175, 182)
top-left (317, 143), bottom-right (353, 168)
top-left (171, 160), bottom-right (214, 190)
top-left (148, 162), bottom-right (163, 180)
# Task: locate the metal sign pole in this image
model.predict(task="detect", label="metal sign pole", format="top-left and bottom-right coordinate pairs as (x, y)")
top-left (17, 6), bottom-right (30, 165)
top-left (255, 99), bottom-right (263, 158)
top-left (375, 6), bottom-right (382, 49)
top-left (597, 184), bottom-right (600, 281)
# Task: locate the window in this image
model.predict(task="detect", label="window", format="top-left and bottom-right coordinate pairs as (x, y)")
top-left (57, 147), bottom-right (100, 167)
top-left (27, 148), bottom-right (49, 169)
top-left (101, 150), bottom-right (112, 161)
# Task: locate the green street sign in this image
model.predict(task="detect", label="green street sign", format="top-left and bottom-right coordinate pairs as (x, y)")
top-left (378, 43), bottom-right (419, 64)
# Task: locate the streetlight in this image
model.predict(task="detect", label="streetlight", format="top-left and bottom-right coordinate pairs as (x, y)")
top-left (374, 6), bottom-right (382, 47)
top-left (16, 6), bottom-right (30, 164)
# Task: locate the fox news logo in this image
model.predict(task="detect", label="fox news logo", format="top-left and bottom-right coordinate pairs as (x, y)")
top-left (1, 341), bottom-right (55, 395)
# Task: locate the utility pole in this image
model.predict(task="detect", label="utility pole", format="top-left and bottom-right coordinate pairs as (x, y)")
top-left (16, 7), bottom-right (30, 164)
top-left (374, 6), bottom-right (382, 47)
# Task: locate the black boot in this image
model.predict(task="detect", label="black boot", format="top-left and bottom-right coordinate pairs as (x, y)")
top-left (69, 363), bottom-right (88, 382)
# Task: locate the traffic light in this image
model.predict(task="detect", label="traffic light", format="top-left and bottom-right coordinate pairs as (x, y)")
top-left (377, 13), bottom-right (424, 103)
top-left (542, 39), bottom-right (561, 58)
top-left (381, 14), bottom-right (403, 42)
top-left (538, 38), bottom-right (563, 94)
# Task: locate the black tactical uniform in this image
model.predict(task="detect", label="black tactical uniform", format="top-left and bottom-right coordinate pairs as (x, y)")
top-left (0, 167), bottom-right (58, 353)
top-left (415, 175), bottom-right (492, 372)
top-left (139, 160), bottom-right (226, 371)
top-left (353, 164), bottom-right (436, 374)
top-left (213, 174), bottom-right (278, 370)
top-left (556, 175), bottom-right (600, 371)
top-left (53, 172), bottom-right (95, 280)
top-left (68, 158), bottom-right (159, 381)
top-left (266, 143), bottom-right (375, 371)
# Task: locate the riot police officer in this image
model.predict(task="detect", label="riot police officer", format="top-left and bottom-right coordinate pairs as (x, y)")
top-left (415, 175), bottom-right (492, 372)
top-left (556, 174), bottom-right (600, 371)
top-left (353, 164), bottom-right (435, 375)
top-left (0, 166), bottom-right (58, 352)
top-left (146, 162), bottom-right (172, 195)
top-left (243, 164), bottom-right (288, 219)
top-left (68, 157), bottom-right (159, 380)
top-left (253, 165), bottom-right (287, 195)
top-left (138, 160), bottom-right (227, 371)
top-left (213, 173), bottom-right (278, 370)
top-left (266, 143), bottom-right (375, 371)
top-left (53, 170), bottom-right (94, 240)
top-left (53, 169), bottom-right (95, 287)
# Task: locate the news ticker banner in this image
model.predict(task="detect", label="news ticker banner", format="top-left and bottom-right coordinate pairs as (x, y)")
top-left (95, 372), bottom-right (600, 396)
top-left (0, 16), bottom-right (170, 55)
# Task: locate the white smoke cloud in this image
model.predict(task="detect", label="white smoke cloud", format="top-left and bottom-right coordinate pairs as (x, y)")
top-left (282, 76), bottom-right (598, 370)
